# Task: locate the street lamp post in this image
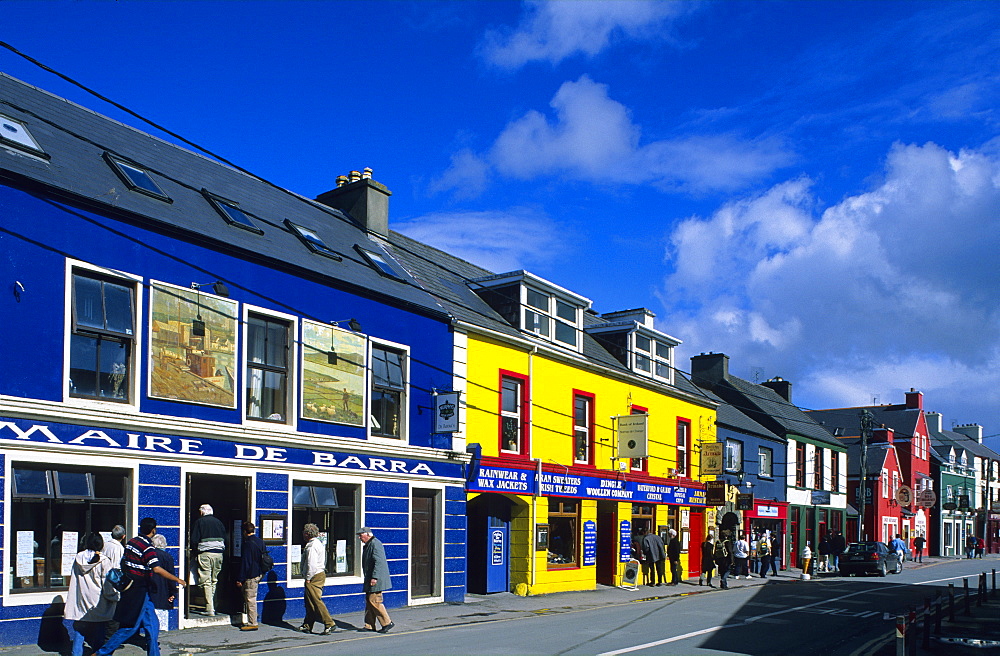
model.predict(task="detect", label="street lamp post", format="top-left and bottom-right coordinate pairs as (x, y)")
top-left (858, 410), bottom-right (875, 542)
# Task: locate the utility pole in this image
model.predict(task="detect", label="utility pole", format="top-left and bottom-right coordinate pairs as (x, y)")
top-left (858, 409), bottom-right (875, 542)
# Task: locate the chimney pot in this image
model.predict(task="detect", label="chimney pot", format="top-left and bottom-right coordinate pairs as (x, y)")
top-left (362, 167), bottom-right (373, 180)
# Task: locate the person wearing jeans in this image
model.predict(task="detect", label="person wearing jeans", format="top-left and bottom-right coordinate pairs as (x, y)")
top-left (236, 521), bottom-right (266, 631)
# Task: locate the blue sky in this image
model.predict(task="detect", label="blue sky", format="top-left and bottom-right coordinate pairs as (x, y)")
top-left (4, 1), bottom-right (999, 445)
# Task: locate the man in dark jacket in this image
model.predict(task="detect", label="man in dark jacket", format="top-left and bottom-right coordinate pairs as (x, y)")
top-left (665, 528), bottom-right (683, 585)
top-left (830, 531), bottom-right (847, 572)
top-left (189, 504), bottom-right (227, 617)
top-left (359, 527), bottom-right (393, 633)
top-left (640, 528), bottom-right (666, 586)
top-left (235, 521), bottom-right (266, 631)
top-left (96, 517), bottom-right (186, 656)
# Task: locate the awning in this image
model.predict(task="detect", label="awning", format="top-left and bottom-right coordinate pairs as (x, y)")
top-left (846, 504), bottom-right (860, 517)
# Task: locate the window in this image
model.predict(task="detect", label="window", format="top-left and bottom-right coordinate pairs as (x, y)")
top-left (759, 446), bottom-right (773, 478)
top-left (676, 420), bottom-right (690, 477)
top-left (69, 270), bottom-right (136, 402)
top-left (654, 341), bottom-right (672, 379)
top-left (103, 153), bottom-right (170, 201)
top-left (11, 465), bottom-right (128, 592)
top-left (204, 190), bottom-right (263, 234)
top-left (630, 405), bottom-right (647, 472)
top-left (830, 451), bottom-right (840, 492)
top-left (635, 334), bottom-right (652, 373)
top-left (573, 393), bottom-right (593, 465)
top-left (371, 344), bottom-right (406, 439)
top-left (946, 485), bottom-right (954, 502)
top-left (246, 313), bottom-right (290, 422)
top-left (724, 439), bottom-right (743, 472)
top-left (813, 448), bottom-right (824, 490)
top-left (355, 245), bottom-right (405, 280)
top-left (892, 471), bottom-right (900, 497)
top-left (0, 113), bottom-right (47, 158)
top-left (500, 374), bottom-right (528, 455)
top-left (795, 442), bottom-right (806, 487)
top-left (286, 220), bottom-right (342, 260)
top-left (523, 286), bottom-right (578, 348)
top-left (291, 482), bottom-right (358, 578)
top-left (547, 499), bottom-right (578, 568)
top-left (881, 469), bottom-right (889, 498)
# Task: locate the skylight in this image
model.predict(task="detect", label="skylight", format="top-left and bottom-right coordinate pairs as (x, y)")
top-left (203, 190), bottom-right (262, 234)
top-left (285, 219), bottom-right (342, 260)
top-left (355, 245), bottom-right (405, 280)
top-left (104, 153), bottom-right (170, 201)
top-left (0, 114), bottom-right (47, 158)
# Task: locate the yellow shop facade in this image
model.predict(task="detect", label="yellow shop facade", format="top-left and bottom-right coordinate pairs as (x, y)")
top-left (448, 271), bottom-right (717, 595)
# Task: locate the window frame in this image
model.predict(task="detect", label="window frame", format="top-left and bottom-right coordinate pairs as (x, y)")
top-left (546, 498), bottom-right (580, 569)
top-left (291, 480), bottom-right (361, 581)
top-left (813, 447), bottom-right (825, 490)
top-left (758, 446), bottom-right (773, 479)
top-left (830, 450), bottom-right (840, 492)
top-left (203, 189), bottom-right (264, 234)
top-left (286, 219), bottom-right (343, 260)
top-left (572, 390), bottom-right (595, 466)
top-left (368, 338), bottom-right (410, 441)
top-left (521, 285), bottom-right (581, 349)
top-left (354, 244), bottom-right (406, 281)
top-left (795, 441), bottom-right (806, 488)
top-left (676, 419), bottom-right (691, 477)
top-left (0, 113), bottom-right (49, 159)
top-left (64, 262), bottom-right (142, 408)
top-left (724, 438), bottom-right (743, 473)
top-left (102, 152), bottom-right (171, 202)
top-left (499, 370), bottom-right (530, 457)
top-left (629, 405), bottom-right (648, 472)
top-left (243, 306), bottom-right (297, 426)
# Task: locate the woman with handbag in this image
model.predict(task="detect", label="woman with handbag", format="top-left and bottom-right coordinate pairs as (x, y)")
top-left (65, 533), bottom-right (120, 656)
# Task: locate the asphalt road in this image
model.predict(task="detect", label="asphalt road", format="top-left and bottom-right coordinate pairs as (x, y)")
top-left (255, 559), bottom-right (996, 656)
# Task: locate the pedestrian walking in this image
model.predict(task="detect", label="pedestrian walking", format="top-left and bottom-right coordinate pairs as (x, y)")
top-left (95, 517), bottom-right (187, 656)
top-left (757, 533), bottom-right (772, 578)
top-left (359, 527), bottom-right (394, 633)
top-left (149, 534), bottom-right (177, 633)
top-left (830, 531), bottom-right (846, 572)
top-left (700, 533), bottom-right (717, 587)
top-left (976, 537), bottom-right (985, 558)
top-left (189, 504), bottom-right (227, 617)
top-left (912, 534), bottom-right (925, 563)
top-left (966, 534), bottom-right (976, 559)
top-left (300, 523), bottom-right (336, 635)
top-left (889, 534), bottom-right (907, 562)
top-left (641, 527), bottom-right (666, 586)
top-left (715, 531), bottom-right (734, 589)
top-left (665, 529), bottom-right (682, 585)
top-left (769, 532), bottom-right (782, 575)
top-left (236, 521), bottom-right (266, 631)
top-left (102, 525), bottom-right (127, 640)
top-left (733, 532), bottom-right (750, 579)
top-left (65, 532), bottom-right (119, 656)
top-left (818, 534), bottom-right (832, 573)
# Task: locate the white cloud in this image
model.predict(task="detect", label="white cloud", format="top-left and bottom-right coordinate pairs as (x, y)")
top-left (434, 76), bottom-right (795, 197)
top-left (480, 0), bottom-right (690, 70)
top-left (664, 141), bottom-right (1000, 418)
top-left (393, 207), bottom-right (566, 273)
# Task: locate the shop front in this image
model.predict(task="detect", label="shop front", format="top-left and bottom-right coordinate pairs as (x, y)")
top-left (0, 416), bottom-right (467, 645)
top-left (465, 458), bottom-right (705, 595)
top-left (743, 499), bottom-right (789, 569)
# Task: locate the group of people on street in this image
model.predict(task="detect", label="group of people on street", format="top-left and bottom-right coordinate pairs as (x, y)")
top-left (62, 505), bottom-right (397, 655)
top-left (632, 527), bottom-right (683, 586)
top-left (966, 534), bottom-right (986, 559)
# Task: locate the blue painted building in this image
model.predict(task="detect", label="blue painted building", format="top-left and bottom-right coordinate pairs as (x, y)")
top-left (0, 73), bottom-right (467, 645)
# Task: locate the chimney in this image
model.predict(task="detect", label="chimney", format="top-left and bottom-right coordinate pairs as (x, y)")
top-left (924, 412), bottom-right (942, 433)
top-left (761, 376), bottom-right (792, 402)
top-left (905, 388), bottom-right (923, 410)
top-left (954, 423), bottom-right (984, 444)
top-left (874, 425), bottom-right (894, 444)
top-left (690, 352), bottom-right (729, 389)
top-left (315, 169), bottom-right (392, 237)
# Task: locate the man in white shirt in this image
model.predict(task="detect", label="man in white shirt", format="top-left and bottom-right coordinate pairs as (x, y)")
top-left (300, 523), bottom-right (336, 635)
top-left (103, 525), bottom-right (126, 566)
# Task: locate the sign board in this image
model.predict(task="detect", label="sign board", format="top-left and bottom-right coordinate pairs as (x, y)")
top-left (958, 494), bottom-right (971, 510)
top-left (433, 391), bottom-right (460, 433)
top-left (619, 520), bottom-right (633, 562)
top-left (535, 524), bottom-right (549, 551)
top-left (706, 480), bottom-right (727, 506)
top-left (617, 414), bottom-right (648, 459)
top-left (736, 493), bottom-right (754, 511)
top-left (622, 559), bottom-right (640, 588)
top-left (583, 521), bottom-right (597, 566)
top-left (491, 529), bottom-right (505, 566)
top-left (918, 488), bottom-right (937, 508)
top-left (943, 502), bottom-right (958, 511)
top-left (701, 443), bottom-right (724, 475)
top-left (895, 485), bottom-right (913, 507)
top-left (810, 490), bottom-right (831, 505)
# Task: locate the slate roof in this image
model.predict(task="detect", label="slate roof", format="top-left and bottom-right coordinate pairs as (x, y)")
top-left (928, 425), bottom-right (999, 462)
top-left (841, 438), bottom-right (893, 477)
top-left (386, 231), bottom-right (715, 406)
top-left (721, 375), bottom-right (844, 447)
top-left (695, 386), bottom-right (780, 440)
top-left (0, 73), bottom-right (447, 318)
top-left (808, 406), bottom-right (922, 441)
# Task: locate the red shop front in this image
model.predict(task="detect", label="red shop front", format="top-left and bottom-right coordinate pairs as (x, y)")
top-left (745, 500), bottom-right (789, 569)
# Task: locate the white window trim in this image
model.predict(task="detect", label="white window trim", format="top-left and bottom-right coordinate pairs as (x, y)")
top-left (4, 451), bottom-right (139, 605)
top-left (367, 335), bottom-right (410, 444)
top-left (63, 259), bottom-right (144, 413)
top-left (758, 446), bottom-right (773, 478)
top-left (882, 469), bottom-right (889, 498)
top-left (408, 483), bottom-right (447, 606)
top-left (286, 474), bottom-right (365, 589)
top-left (500, 375), bottom-right (525, 456)
top-left (631, 330), bottom-right (675, 385)
top-left (522, 284), bottom-right (582, 351)
top-left (724, 438), bottom-right (742, 472)
top-left (241, 304), bottom-right (298, 430)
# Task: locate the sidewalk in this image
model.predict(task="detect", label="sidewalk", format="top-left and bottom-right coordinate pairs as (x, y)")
top-left (2, 558), bottom-right (996, 655)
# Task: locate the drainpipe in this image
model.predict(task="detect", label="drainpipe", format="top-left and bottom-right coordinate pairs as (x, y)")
top-left (529, 345), bottom-right (538, 589)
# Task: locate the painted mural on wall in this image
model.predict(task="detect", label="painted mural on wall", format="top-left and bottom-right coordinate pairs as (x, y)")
top-left (301, 320), bottom-right (366, 425)
top-left (149, 282), bottom-right (237, 406)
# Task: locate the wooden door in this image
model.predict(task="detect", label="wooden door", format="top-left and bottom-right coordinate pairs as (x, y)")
top-left (411, 492), bottom-right (436, 597)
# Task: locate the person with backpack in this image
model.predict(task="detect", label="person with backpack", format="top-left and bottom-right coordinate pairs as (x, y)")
top-left (236, 521), bottom-right (268, 632)
top-left (757, 533), bottom-right (772, 578)
top-left (700, 533), bottom-right (717, 587)
top-left (714, 530), bottom-right (734, 589)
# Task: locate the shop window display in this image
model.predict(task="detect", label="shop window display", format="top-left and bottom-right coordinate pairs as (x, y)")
top-left (10, 465), bottom-right (128, 592)
top-left (291, 483), bottom-right (359, 578)
top-left (547, 499), bottom-right (578, 567)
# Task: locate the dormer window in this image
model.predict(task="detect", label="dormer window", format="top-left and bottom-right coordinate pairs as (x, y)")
top-left (471, 271), bottom-right (589, 352)
top-left (586, 311), bottom-right (678, 383)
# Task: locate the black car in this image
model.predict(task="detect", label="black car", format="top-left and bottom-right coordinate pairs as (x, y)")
top-left (838, 541), bottom-right (903, 577)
